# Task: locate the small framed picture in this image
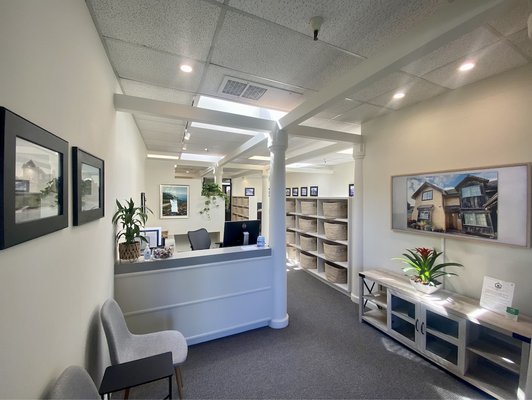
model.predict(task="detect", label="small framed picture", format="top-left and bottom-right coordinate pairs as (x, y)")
top-left (286, 188), bottom-right (291, 196)
top-left (72, 147), bottom-right (105, 226)
top-left (300, 187), bottom-right (308, 196)
top-left (349, 184), bottom-right (355, 197)
top-left (310, 186), bottom-right (319, 197)
top-left (292, 187), bottom-right (299, 197)
top-left (245, 187), bottom-right (255, 196)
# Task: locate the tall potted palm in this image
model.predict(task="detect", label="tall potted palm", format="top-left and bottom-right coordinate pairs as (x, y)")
top-left (112, 198), bottom-right (150, 261)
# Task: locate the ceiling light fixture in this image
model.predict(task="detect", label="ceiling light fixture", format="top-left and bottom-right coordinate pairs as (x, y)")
top-left (310, 16), bottom-right (324, 41)
top-left (180, 64), bottom-right (193, 73)
top-left (182, 144), bottom-right (187, 151)
top-left (147, 153), bottom-right (180, 160)
top-left (249, 155), bottom-right (270, 161)
top-left (458, 62), bottom-right (475, 72)
top-left (393, 92), bottom-right (405, 100)
top-left (204, 148), bottom-right (208, 151)
top-left (184, 130), bottom-right (191, 141)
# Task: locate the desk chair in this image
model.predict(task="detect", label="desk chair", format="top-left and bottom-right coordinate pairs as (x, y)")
top-left (100, 298), bottom-right (188, 399)
top-left (187, 228), bottom-right (211, 250)
top-left (48, 365), bottom-right (99, 399)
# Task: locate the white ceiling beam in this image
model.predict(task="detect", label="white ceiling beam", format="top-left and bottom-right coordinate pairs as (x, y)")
top-left (216, 133), bottom-right (268, 167)
top-left (286, 143), bottom-right (351, 165)
top-left (286, 167), bottom-right (334, 174)
top-left (229, 169), bottom-right (263, 179)
top-left (115, 94), bottom-right (277, 132)
top-left (287, 125), bottom-right (362, 143)
top-left (225, 163), bottom-right (267, 171)
top-left (278, 0), bottom-right (508, 130)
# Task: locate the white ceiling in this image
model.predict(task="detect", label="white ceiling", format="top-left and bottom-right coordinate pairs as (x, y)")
top-left (86, 0), bottom-right (532, 178)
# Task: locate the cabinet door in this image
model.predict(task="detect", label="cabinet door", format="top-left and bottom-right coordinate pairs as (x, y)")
top-left (388, 291), bottom-right (419, 347)
top-left (420, 305), bottom-right (465, 373)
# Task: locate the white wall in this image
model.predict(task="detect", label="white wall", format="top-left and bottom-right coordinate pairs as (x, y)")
top-left (232, 175), bottom-right (263, 201)
top-left (362, 64), bottom-right (532, 314)
top-left (287, 162), bottom-right (354, 197)
top-left (0, 1), bottom-right (146, 398)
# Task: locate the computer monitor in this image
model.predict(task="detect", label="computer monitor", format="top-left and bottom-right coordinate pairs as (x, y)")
top-left (222, 220), bottom-right (261, 248)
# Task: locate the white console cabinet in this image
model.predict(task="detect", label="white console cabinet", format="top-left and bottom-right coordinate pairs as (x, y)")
top-left (359, 269), bottom-right (532, 400)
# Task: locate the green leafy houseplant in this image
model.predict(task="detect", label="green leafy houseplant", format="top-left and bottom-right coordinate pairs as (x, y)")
top-left (199, 182), bottom-right (227, 218)
top-left (112, 198), bottom-right (151, 260)
top-left (393, 247), bottom-right (463, 287)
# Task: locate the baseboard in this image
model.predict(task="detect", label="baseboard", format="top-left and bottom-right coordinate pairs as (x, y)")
top-left (185, 319), bottom-right (271, 345)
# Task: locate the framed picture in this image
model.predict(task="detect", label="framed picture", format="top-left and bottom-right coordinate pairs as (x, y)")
top-left (310, 186), bottom-right (319, 197)
top-left (349, 184), bottom-right (355, 197)
top-left (292, 187), bottom-right (299, 197)
top-left (391, 164), bottom-right (531, 247)
top-left (139, 227), bottom-right (162, 249)
top-left (72, 147), bottom-right (104, 226)
top-left (160, 184), bottom-right (189, 218)
top-left (300, 186), bottom-right (308, 197)
top-left (1, 107), bottom-right (68, 250)
top-left (286, 188), bottom-right (291, 196)
top-left (245, 187), bottom-right (255, 196)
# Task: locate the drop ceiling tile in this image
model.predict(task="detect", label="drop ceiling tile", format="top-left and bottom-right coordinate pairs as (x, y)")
top-left (211, 10), bottom-right (364, 91)
top-left (87, 0), bottom-right (220, 60)
top-left (422, 40), bottom-right (529, 89)
top-left (370, 78), bottom-right (448, 110)
top-left (141, 131), bottom-right (180, 143)
top-left (401, 27), bottom-right (500, 77)
top-left (299, 116), bottom-right (360, 134)
top-left (121, 80), bottom-right (194, 105)
top-left (348, 72), bottom-right (418, 102)
top-left (313, 98), bottom-right (362, 119)
top-left (334, 103), bottom-right (392, 124)
top-left (105, 39), bottom-right (204, 91)
top-left (135, 117), bottom-right (184, 134)
top-left (507, 29), bottom-right (532, 60)
top-left (486, 0), bottom-right (529, 36)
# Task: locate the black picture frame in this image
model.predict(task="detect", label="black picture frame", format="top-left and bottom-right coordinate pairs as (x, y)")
top-left (300, 187), bottom-right (308, 197)
top-left (286, 188), bottom-right (291, 196)
top-left (1, 107), bottom-right (68, 250)
top-left (292, 187), bottom-right (299, 197)
top-left (310, 186), bottom-right (319, 197)
top-left (72, 147), bottom-right (104, 226)
top-left (245, 187), bottom-right (255, 196)
top-left (349, 184), bottom-right (355, 197)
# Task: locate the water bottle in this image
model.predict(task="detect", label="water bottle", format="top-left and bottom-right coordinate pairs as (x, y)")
top-left (143, 246), bottom-right (151, 261)
top-left (257, 235), bottom-right (265, 247)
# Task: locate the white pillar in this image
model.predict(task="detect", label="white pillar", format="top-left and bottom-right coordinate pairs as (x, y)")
top-left (351, 141), bottom-right (365, 303)
top-left (268, 126), bottom-right (289, 329)
top-left (261, 168), bottom-right (270, 244)
top-left (214, 166), bottom-right (223, 186)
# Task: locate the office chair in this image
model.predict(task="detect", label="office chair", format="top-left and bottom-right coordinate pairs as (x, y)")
top-left (100, 298), bottom-right (188, 399)
top-left (187, 228), bottom-right (211, 250)
top-left (48, 365), bottom-right (99, 399)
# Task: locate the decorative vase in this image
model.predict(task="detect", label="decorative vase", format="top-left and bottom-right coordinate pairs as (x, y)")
top-left (410, 278), bottom-right (440, 294)
top-left (118, 242), bottom-right (140, 261)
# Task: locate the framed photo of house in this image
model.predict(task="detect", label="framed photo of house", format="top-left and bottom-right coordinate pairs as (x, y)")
top-left (391, 164), bottom-right (531, 247)
top-left (1, 107), bottom-right (68, 250)
top-left (160, 184), bottom-right (189, 218)
top-left (286, 188), bottom-right (291, 196)
top-left (245, 187), bottom-right (255, 196)
top-left (300, 187), bottom-right (308, 197)
top-left (292, 187), bottom-right (299, 197)
top-left (310, 186), bottom-right (319, 197)
top-left (72, 147), bottom-right (104, 226)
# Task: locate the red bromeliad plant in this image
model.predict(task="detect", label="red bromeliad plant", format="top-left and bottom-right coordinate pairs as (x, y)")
top-left (393, 247), bottom-right (463, 287)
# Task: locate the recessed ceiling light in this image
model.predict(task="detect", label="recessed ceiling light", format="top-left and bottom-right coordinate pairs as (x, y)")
top-left (249, 155), bottom-right (270, 161)
top-left (458, 62), bottom-right (475, 72)
top-left (186, 170), bottom-right (190, 174)
top-left (204, 148), bottom-right (208, 151)
top-left (182, 144), bottom-right (187, 151)
top-left (180, 64), bottom-right (193, 73)
top-left (393, 92), bottom-right (405, 100)
top-left (184, 130), bottom-right (191, 140)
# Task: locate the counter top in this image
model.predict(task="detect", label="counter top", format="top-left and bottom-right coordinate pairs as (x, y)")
top-left (115, 245), bottom-right (271, 275)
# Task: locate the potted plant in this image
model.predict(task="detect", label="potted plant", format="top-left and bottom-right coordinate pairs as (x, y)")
top-left (199, 182), bottom-right (227, 219)
top-left (112, 198), bottom-right (150, 261)
top-left (393, 247), bottom-right (463, 294)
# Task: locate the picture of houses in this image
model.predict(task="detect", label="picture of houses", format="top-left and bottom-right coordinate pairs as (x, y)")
top-left (407, 170), bottom-right (498, 239)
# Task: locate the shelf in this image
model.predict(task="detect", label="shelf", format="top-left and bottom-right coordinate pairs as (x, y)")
top-left (464, 355), bottom-right (519, 400)
top-left (426, 333), bottom-right (458, 365)
top-left (467, 337), bottom-right (521, 374)
top-left (391, 314), bottom-right (415, 342)
top-left (425, 328), bottom-right (459, 346)
top-left (363, 292), bottom-right (387, 309)
top-left (362, 309), bottom-right (387, 331)
top-left (304, 268), bottom-right (349, 294)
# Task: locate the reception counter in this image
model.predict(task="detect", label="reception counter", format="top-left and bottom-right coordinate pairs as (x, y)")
top-left (114, 245), bottom-right (273, 345)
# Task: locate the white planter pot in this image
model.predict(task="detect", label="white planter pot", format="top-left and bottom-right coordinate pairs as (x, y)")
top-left (410, 278), bottom-right (440, 294)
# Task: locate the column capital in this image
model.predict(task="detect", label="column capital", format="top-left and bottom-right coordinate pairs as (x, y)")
top-left (353, 142), bottom-right (366, 160)
top-left (268, 126), bottom-right (288, 151)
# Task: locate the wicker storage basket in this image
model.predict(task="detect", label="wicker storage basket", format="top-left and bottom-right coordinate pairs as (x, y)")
top-left (325, 262), bottom-right (347, 283)
top-left (300, 235), bottom-right (317, 251)
top-left (286, 200), bottom-right (295, 213)
top-left (300, 253), bottom-right (317, 269)
top-left (286, 231), bottom-right (295, 244)
top-left (323, 242), bottom-right (347, 261)
top-left (286, 215), bottom-right (295, 229)
top-left (286, 246), bottom-right (297, 260)
top-left (323, 201), bottom-right (348, 218)
top-left (299, 217), bottom-right (317, 232)
top-left (301, 200), bottom-right (317, 215)
top-left (324, 221), bottom-right (347, 240)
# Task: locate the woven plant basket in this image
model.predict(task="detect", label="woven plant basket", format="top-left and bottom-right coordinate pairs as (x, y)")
top-left (324, 221), bottom-right (347, 240)
top-left (299, 217), bottom-right (317, 232)
top-left (325, 262), bottom-right (347, 283)
top-left (286, 215), bottom-right (295, 229)
top-left (286, 246), bottom-right (297, 260)
top-left (301, 200), bottom-right (317, 215)
top-left (286, 231), bottom-right (295, 244)
top-left (323, 201), bottom-right (348, 218)
top-left (118, 242), bottom-right (140, 261)
top-left (300, 253), bottom-right (317, 269)
top-left (300, 235), bottom-right (317, 251)
top-left (286, 200), bottom-right (295, 213)
top-left (323, 242), bottom-right (347, 261)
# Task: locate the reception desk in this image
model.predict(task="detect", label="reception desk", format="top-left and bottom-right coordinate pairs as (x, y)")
top-left (114, 245), bottom-right (273, 345)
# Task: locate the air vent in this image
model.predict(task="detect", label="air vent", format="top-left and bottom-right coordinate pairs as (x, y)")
top-left (219, 76), bottom-right (268, 101)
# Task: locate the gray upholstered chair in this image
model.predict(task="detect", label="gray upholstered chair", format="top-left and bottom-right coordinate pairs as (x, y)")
top-left (100, 298), bottom-right (188, 399)
top-left (187, 228), bottom-right (211, 250)
top-left (48, 365), bottom-right (99, 399)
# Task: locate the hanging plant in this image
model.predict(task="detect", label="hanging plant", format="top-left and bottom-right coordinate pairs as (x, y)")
top-left (199, 182), bottom-right (227, 219)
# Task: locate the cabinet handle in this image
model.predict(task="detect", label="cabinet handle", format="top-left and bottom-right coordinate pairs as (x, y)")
top-left (421, 322), bottom-right (425, 335)
top-left (415, 319), bottom-right (419, 332)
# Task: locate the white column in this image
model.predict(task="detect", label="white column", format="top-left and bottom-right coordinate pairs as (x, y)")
top-left (261, 168), bottom-right (270, 244)
top-left (214, 166), bottom-right (223, 186)
top-left (351, 141), bottom-right (365, 303)
top-left (268, 126), bottom-right (289, 329)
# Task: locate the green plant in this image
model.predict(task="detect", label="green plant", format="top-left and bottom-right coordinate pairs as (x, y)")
top-left (393, 247), bottom-right (463, 287)
top-left (199, 182), bottom-right (227, 218)
top-left (112, 198), bottom-right (151, 244)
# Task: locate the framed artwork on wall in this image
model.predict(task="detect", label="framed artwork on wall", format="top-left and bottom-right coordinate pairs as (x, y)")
top-left (300, 187), bottom-right (308, 196)
top-left (286, 188), bottom-right (291, 196)
top-left (310, 186), bottom-right (319, 197)
top-left (245, 187), bottom-right (255, 196)
top-left (1, 107), bottom-right (68, 250)
top-left (391, 164), bottom-right (531, 247)
top-left (72, 147), bottom-right (104, 226)
top-left (160, 184), bottom-right (189, 218)
top-left (292, 187), bottom-right (299, 197)
top-left (349, 184), bottom-right (355, 197)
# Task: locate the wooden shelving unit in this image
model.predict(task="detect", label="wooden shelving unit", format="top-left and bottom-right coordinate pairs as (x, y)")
top-left (231, 196), bottom-right (257, 221)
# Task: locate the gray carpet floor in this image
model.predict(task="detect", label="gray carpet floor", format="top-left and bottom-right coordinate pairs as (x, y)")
top-left (130, 267), bottom-right (491, 399)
